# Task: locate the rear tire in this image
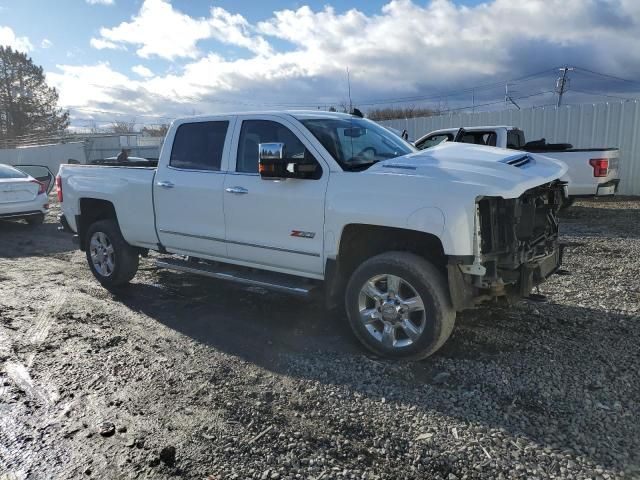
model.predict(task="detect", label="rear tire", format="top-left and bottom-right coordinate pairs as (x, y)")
top-left (26, 213), bottom-right (44, 225)
top-left (345, 252), bottom-right (455, 360)
top-left (85, 219), bottom-right (139, 287)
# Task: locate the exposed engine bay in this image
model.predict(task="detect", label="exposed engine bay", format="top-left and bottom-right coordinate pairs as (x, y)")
top-left (448, 181), bottom-right (566, 310)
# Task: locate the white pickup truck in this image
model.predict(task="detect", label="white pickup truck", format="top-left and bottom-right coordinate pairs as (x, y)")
top-left (58, 111), bottom-right (567, 359)
top-left (414, 126), bottom-right (620, 200)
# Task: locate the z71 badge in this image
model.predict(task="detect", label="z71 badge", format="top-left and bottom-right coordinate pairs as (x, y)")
top-left (290, 230), bottom-right (315, 239)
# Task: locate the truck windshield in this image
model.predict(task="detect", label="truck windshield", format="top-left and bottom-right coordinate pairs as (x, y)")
top-left (301, 117), bottom-right (416, 171)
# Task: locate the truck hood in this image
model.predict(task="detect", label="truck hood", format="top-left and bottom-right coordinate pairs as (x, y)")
top-left (370, 142), bottom-right (568, 199)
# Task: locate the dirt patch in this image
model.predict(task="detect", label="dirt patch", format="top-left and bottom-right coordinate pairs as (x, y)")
top-left (0, 197), bottom-right (639, 479)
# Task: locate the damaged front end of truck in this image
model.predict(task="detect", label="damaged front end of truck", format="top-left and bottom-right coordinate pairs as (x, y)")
top-left (448, 180), bottom-right (566, 310)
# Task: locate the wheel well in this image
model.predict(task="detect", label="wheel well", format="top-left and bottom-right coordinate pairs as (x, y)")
top-left (325, 224), bottom-right (447, 308)
top-left (77, 198), bottom-right (117, 250)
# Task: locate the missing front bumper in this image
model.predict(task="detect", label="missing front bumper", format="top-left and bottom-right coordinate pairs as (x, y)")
top-left (447, 246), bottom-right (563, 311)
top-left (517, 244), bottom-right (563, 297)
top-left (447, 181), bottom-right (565, 311)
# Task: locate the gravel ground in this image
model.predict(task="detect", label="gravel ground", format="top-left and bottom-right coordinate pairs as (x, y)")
top-left (0, 197), bottom-right (639, 480)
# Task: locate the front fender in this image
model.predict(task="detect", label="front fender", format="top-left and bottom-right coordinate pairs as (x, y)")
top-left (406, 206), bottom-right (445, 237)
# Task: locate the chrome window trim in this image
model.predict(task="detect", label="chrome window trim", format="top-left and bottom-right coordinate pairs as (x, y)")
top-left (165, 165), bottom-right (226, 174)
top-left (226, 172), bottom-right (259, 177)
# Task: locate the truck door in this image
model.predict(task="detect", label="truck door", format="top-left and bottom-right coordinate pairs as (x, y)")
top-left (223, 117), bottom-right (328, 277)
top-left (154, 118), bottom-right (235, 258)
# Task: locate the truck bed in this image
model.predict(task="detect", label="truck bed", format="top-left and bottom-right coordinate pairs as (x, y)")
top-left (58, 164), bottom-right (160, 250)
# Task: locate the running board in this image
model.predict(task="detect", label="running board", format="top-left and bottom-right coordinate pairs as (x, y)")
top-left (155, 258), bottom-right (316, 297)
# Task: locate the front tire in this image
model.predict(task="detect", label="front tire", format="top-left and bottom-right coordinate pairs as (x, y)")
top-left (85, 219), bottom-right (139, 287)
top-left (345, 252), bottom-right (456, 360)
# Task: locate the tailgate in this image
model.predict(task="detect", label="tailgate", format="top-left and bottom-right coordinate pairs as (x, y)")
top-left (540, 148), bottom-right (619, 196)
top-left (0, 180), bottom-right (38, 203)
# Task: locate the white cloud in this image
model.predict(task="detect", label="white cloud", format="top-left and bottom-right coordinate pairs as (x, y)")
top-left (92, 0), bottom-right (211, 59)
top-left (86, 0), bottom-right (115, 5)
top-left (48, 62), bottom-right (135, 109)
top-left (90, 37), bottom-right (125, 50)
top-left (132, 65), bottom-right (154, 78)
top-left (41, 38), bottom-right (53, 49)
top-left (0, 26), bottom-right (33, 52)
top-left (90, 0), bottom-right (271, 60)
top-left (54, 0), bottom-right (640, 125)
top-left (208, 7), bottom-right (272, 57)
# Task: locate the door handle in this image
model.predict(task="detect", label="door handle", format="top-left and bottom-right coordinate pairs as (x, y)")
top-left (157, 181), bottom-right (175, 189)
top-left (225, 186), bottom-right (248, 194)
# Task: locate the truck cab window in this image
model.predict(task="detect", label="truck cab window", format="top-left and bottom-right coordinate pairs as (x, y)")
top-left (170, 121), bottom-right (229, 171)
top-left (237, 120), bottom-right (321, 177)
top-left (507, 130), bottom-right (525, 149)
top-left (460, 132), bottom-right (497, 147)
top-left (415, 133), bottom-right (452, 150)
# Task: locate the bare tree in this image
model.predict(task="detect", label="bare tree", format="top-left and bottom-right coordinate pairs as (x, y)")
top-left (109, 121), bottom-right (136, 134)
top-left (141, 124), bottom-right (169, 137)
top-left (367, 105), bottom-right (440, 121)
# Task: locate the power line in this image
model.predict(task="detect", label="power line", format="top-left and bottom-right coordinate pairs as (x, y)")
top-left (443, 90), bottom-right (555, 113)
top-left (54, 64), bottom-right (636, 123)
top-left (569, 89), bottom-right (639, 101)
top-left (574, 67), bottom-right (640, 87)
top-left (77, 67), bottom-right (560, 110)
top-left (354, 68), bottom-right (558, 107)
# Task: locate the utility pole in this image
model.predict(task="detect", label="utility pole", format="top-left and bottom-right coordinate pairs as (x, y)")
top-left (556, 66), bottom-right (574, 107)
top-left (504, 82), bottom-right (521, 110)
top-left (472, 88), bottom-right (475, 113)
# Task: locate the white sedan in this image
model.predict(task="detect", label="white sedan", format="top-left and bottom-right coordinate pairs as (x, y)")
top-left (0, 164), bottom-right (54, 225)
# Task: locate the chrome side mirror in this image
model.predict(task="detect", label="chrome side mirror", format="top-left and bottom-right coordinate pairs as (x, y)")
top-left (259, 142), bottom-right (289, 178)
top-left (258, 142), bottom-right (318, 180)
top-left (259, 142), bottom-right (285, 162)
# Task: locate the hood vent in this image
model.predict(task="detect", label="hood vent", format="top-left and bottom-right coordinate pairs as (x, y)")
top-left (505, 155), bottom-right (532, 168)
top-left (382, 164), bottom-right (417, 171)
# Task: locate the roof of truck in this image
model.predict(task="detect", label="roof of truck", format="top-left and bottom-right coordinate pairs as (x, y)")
top-left (428, 125), bottom-right (518, 133)
top-left (173, 110), bottom-right (357, 123)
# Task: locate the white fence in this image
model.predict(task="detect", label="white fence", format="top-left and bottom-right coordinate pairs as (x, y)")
top-left (0, 142), bottom-right (87, 173)
top-left (380, 101), bottom-right (640, 196)
top-left (0, 136), bottom-right (162, 173)
top-left (83, 135), bottom-right (161, 162)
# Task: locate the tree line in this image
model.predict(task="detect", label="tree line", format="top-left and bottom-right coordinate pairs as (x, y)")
top-left (328, 101), bottom-right (440, 121)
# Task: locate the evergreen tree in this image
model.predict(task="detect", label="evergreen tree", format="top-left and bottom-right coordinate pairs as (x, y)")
top-left (0, 46), bottom-right (69, 145)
